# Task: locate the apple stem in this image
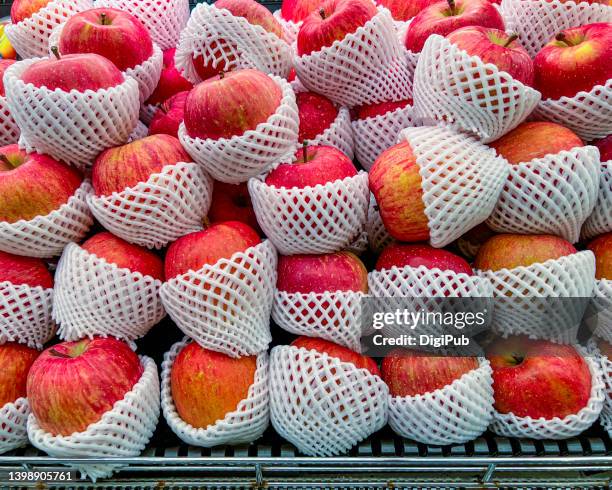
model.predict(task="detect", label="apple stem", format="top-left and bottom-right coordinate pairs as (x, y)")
top-left (219, 70), bottom-right (225, 79)
top-left (100, 12), bottom-right (110, 25)
top-left (50, 46), bottom-right (61, 60)
top-left (503, 34), bottom-right (518, 48)
top-left (447, 0), bottom-right (456, 14)
top-left (555, 32), bottom-right (568, 45)
top-left (0, 154), bottom-right (14, 168)
top-left (302, 140), bottom-right (308, 164)
top-left (49, 348), bottom-right (71, 359)
top-left (319, 8), bottom-right (326, 19)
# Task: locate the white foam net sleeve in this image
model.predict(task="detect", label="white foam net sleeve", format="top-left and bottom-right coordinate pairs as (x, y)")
top-left (124, 44), bottom-right (163, 105)
top-left (0, 282), bottom-right (54, 350)
top-left (140, 104), bottom-right (157, 125)
top-left (366, 194), bottom-right (393, 254)
top-left (160, 240), bottom-right (276, 358)
top-left (161, 338), bottom-right (269, 447)
top-left (175, 3), bottom-right (293, 84)
top-left (395, 20), bottom-right (419, 83)
top-left (0, 181), bottom-right (94, 259)
top-left (0, 96), bottom-right (19, 146)
top-left (486, 146), bottom-right (601, 244)
top-left (179, 75), bottom-right (299, 184)
top-left (583, 160), bottom-right (612, 239)
top-left (490, 347), bottom-right (604, 439)
top-left (589, 279), bottom-right (612, 344)
top-left (27, 356), bottom-right (160, 482)
top-left (248, 172), bottom-right (369, 255)
top-left (413, 35), bottom-right (541, 144)
top-left (128, 120), bottom-right (149, 142)
top-left (269, 345), bottom-right (388, 456)
top-left (476, 251), bottom-right (596, 344)
top-left (501, 0), bottom-right (612, 58)
top-left (4, 0), bottom-right (93, 59)
top-left (388, 359), bottom-right (494, 445)
top-left (87, 162), bottom-right (212, 250)
top-left (400, 125), bottom-right (509, 248)
top-left (273, 10), bottom-right (301, 46)
top-left (587, 338), bottom-right (612, 417)
top-left (4, 60), bottom-right (140, 173)
top-left (0, 398), bottom-right (30, 455)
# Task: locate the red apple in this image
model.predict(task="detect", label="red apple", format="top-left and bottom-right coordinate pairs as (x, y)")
top-left (355, 98), bottom-right (412, 120)
top-left (0, 251), bottom-right (53, 288)
top-left (587, 233), bottom-right (612, 280)
top-left (164, 221), bottom-right (261, 279)
top-left (376, 243), bottom-right (473, 274)
top-left (281, 0), bottom-right (323, 22)
top-left (184, 69), bottom-right (282, 140)
top-left (216, 0), bottom-right (283, 38)
top-left (10, 0), bottom-right (51, 23)
top-left (594, 134), bottom-right (612, 162)
top-left (59, 8), bottom-right (153, 71)
top-left (27, 337), bottom-right (143, 436)
top-left (0, 59), bottom-right (16, 97)
top-left (81, 232), bottom-right (165, 281)
top-left (534, 23), bottom-right (612, 100)
top-left (0, 145), bottom-right (83, 223)
top-left (171, 340), bottom-right (257, 428)
top-left (207, 181), bottom-right (261, 233)
top-left (405, 0), bottom-right (504, 53)
top-left (487, 335), bottom-right (591, 419)
top-left (382, 348), bottom-right (479, 396)
top-left (297, 0), bottom-right (378, 56)
top-left (296, 91), bottom-right (339, 143)
top-left (145, 48), bottom-right (193, 107)
top-left (0, 343), bottom-right (39, 406)
top-left (149, 91), bottom-right (188, 138)
top-left (376, 0), bottom-right (440, 21)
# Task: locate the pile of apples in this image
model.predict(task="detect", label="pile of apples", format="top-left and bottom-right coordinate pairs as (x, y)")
top-left (0, 0), bottom-right (611, 471)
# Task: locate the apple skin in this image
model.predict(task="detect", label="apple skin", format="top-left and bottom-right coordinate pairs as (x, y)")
top-left (0, 343), bottom-right (39, 407)
top-left (21, 53), bottom-right (124, 92)
top-left (92, 134), bottom-right (191, 196)
top-left (0, 145), bottom-right (83, 224)
top-left (0, 59), bottom-right (16, 97)
top-left (282, 0), bottom-right (324, 22)
top-left (171, 341), bottom-right (257, 428)
top-left (489, 121), bottom-right (583, 165)
top-left (597, 338), bottom-right (612, 359)
top-left (376, 243), bottom-right (473, 274)
top-left (10, 0), bottom-right (51, 23)
top-left (27, 337), bottom-right (143, 436)
top-left (81, 232), bottom-right (165, 281)
top-left (297, 0), bottom-right (378, 56)
top-left (265, 145), bottom-right (357, 188)
top-left (296, 91), bottom-right (339, 143)
top-left (446, 26), bottom-right (534, 86)
top-left (486, 335), bottom-right (591, 419)
top-left (369, 141), bottom-right (429, 242)
top-left (355, 98), bottom-right (412, 120)
top-left (216, 0), bottom-right (283, 38)
top-left (277, 251), bottom-right (368, 293)
top-left (59, 8), bottom-right (153, 72)
top-left (0, 251), bottom-right (53, 288)
top-left (145, 49), bottom-right (193, 107)
top-left (164, 221), bottom-right (261, 279)
top-left (474, 234), bottom-right (577, 271)
top-left (534, 23), bottom-right (612, 100)
top-left (291, 336), bottom-right (380, 375)
top-left (184, 69), bottom-right (282, 141)
top-left (207, 181), bottom-right (261, 233)
top-left (587, 233), bottom-right (612, 280)
top-left (405, 0), bottom-right (505, 53)
top-left (594, 134), bottom-right (612, 162)
top-left (382, 349), bottom-right (479, 396)
top-left (376, 0), bottom-right (440, 22)
top-left (149, 91), bottom-right (188, 138)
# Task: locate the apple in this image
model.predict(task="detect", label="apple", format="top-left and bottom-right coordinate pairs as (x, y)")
top-left (486, 335), bottom-right (591, 419)
top-left (92, 134), bottom-right (191, 196)
top-left (292, 336), bottom-right (380, 375)
top-left (297, 0), bottom-right (378, 56)
top-left (164, 221), bottom-right (261, 279)
top-left (281, 0), bottom-right (323, 22)
top-left (216, 0), bottom-right (283, 38)
top-left (376, 0), bottom-right (440, 21)
top-left (59, 8), bottom-right (153, 71)
top-left (207, 181), bottom-right (261, 233)
top-left (171, 340), bottom-right (257, 428)
top-left (149, 91), bottom-right (188, 138)
top-left (0, 343), bottom-right (39, 407)
top-left (192, 42), bottom-right (236, 82)
top-left (265, 144), bottom-right (357, 188)
top-left (446, 26), bottom-right (534, 86)
top-left (534, 23), bottom-right (612, 100)
top-left (456, 223), bottom-right (495, 260)
top-left (382, 348), bottom-right (479, 396)
top-left (405, 0), bottom-right (505, 53)
top-left (296, 91), bottom-right (339, 143)
top-left (587, 233), bottom-right (612, 280)
top-left (184, 69), bottom-right (282, 140)
top-left (81, 232), bottom-right (165, 281)
top-left (474, 233), bottom-right (577, 271)
top-left (145, 48), bottom-right (193, 107)
top-left (277, 251), bottom-right (368, 293)
top-left (489, 121), bottom-right (583, 164)
top-left (0, 59), bottom-right (16, 97)
top-left (0, 145), bottom-right (83, 224)
top-left (27, 337), bottom-right (143, 436)
top-left (10, 0), bottom-right (51, 23)
top-left (0, 251), bottom-right (53, 288)
top-left (375, 243), bottom-right (473, 274)
top-left (369, 141), bottom-right (429, 242)
top-left (355, 98), bottom-right (412, 120)
top-left (594, 134), bottom-right (612, 162)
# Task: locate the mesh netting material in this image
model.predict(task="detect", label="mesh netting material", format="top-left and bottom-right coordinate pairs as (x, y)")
top-left (175, 3), bottom-right (292, 84)
top-left (27, 356), bottom-right (160, 481)
top-left (395, 21), bottom-right (419, 83)
top-left (4, 60), bottom-right (140, 172)
top-left (128, 120), bottom-right (149, 142)
top-left (476, 251), bottom-right (596, 343)
top-left (179, 75), bottom-right (299, 184)
top-left (590, 279), bottom-right (612, 344)
top-left (366, 194), bottom-right (393, 254)
top-left (4, 0), bottom-right (93, 59)
top-left (0, 282), bottom-right (54, 349)
top-left (587, 339), bottom-right (612, 417)
top-left (500, 0), bottom-right (612, 58)
top-left (160, 240), bottom-right (276, 358)
top-left (0, 181), bottom-right (93, 259)
top-left (413, 35), bottom-right (541, 144)
top-left (124, 44), bottom-right (163, 105)
top-left (273, 10), bottom-right (301, 46)
top-left (388, 359), bottom-right (494, 445)
top-left (87, 162), bottom-right (212, 250)
top-left (140, 104), bottom-right (157, 125)
top-left (52, 243), bottom-right (165, 342)
top-left (0, 398), bottom-right (30, 455)
top-left (583, 160), bottom-right (612, 239)
top-left (248, 172), bottom-right (370, 255)
top-left (486, 146), bottom-right (601, 243)
top-left (269, 345), bottom-right (388, 456)
top-left (161, 338), bottom-right (269, 447)
top-left (399, 126), bottom-right (509, 248)
top-left (0, 97), bottom-right (20, 146)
